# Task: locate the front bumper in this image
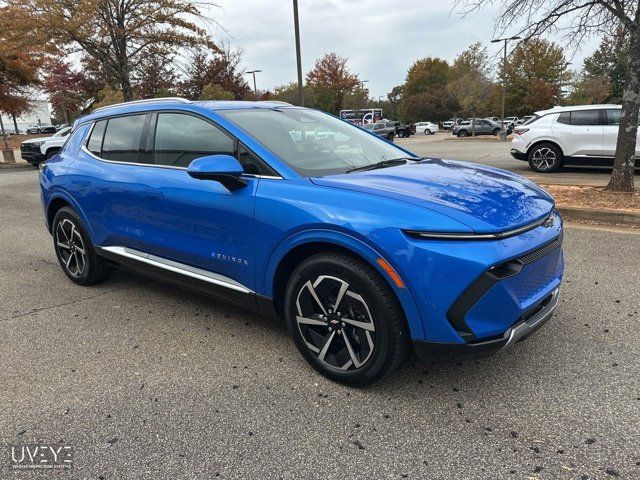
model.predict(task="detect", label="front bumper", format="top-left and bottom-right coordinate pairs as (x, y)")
top-left (413, 287), bottom-right (559, 361)
top-left (20, 144), bottom-right (45, 164)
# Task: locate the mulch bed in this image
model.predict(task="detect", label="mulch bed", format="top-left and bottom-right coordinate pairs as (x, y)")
top-left (541, 184), bottom-right (640, 214)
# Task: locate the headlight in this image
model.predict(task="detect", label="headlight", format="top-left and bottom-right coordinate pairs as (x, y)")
top-left (31, 141), bottom-right (45, 147)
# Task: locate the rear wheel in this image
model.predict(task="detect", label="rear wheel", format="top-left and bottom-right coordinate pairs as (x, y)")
top-left (425, 129), bottom-right (431, 135)
top-left (285, 253), bottom-right (409, 386)
top-left (492, 128), bottom-right (501, 136)
top-left (457, 130), bottom-right (468, 137)
top-left (387, 133), bottom-right (395, 142)
top-left (53, 207), bottom-right (112, 285)
top-left (528, 142), bottom-right (562, 173)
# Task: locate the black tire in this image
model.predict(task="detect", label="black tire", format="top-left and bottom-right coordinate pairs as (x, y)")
top-left (527, 142), bottom-right (563, 173)
top-left (457, 130), bottom-right (468, 137)
top-left (425, 129), bottom-right (431, 135)
top-left (284, 252), bottom-right (410, 386)
top-left (397, 130), bottom-right (405, 138)
top-left (45, 148), bottom-right (60, 159)
top-left (387, 133), bottom-right (395, 142)
top-left (492, 128), bottom-right (500, 136)
top-left (52, 207), bottom-right (112, 285)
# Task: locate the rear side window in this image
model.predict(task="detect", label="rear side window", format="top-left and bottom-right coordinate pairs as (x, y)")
top-left (556, 112), bottom-right (571, 124)
top-left (101, 114), bottom-right (147, 163)
top-left (570, 110), bottom-right (600, 126)
top-left (153, 113), bottom-right (234, 168)
top-left (87, 120), bottom-right (106, 155)
top-left (606, 109), bottom-right (621, 126)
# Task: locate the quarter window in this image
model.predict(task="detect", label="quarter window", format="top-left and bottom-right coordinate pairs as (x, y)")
top-left (154, 113), bottom-right (234, 168)
top-left (101, 115), bottom-right (147, 163)
top-left (87, 120), bottom-right (107, 156)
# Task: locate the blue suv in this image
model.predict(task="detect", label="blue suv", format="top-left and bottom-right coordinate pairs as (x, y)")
top-left (40, 98), bottom-right (564, 385)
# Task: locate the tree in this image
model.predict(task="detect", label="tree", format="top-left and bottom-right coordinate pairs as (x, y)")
top-left (399, 57), bottom-right (457, 122)
top-left (180, 48), bottom-right (251, 100)
top-left (10, 0), bottom-right (218, 102)
top-left (92, 86), bottom-right (124, 110)
top-left (457, 0), bottom-right (639, 191)
top-left (305, 53), bottom-right (360, 113)
top-left (200, 83), bottom-right (235, 101)
top-left (43, 61), bottom-right (88, 123)
top-left (273, 82), bottom-right (318, 108)
top-left (565, 74), bottom-right (613, 105)
top-left (584, 29), bottom-right (629, 103)
top-left (501, 40), bottom-right (570, 116)
top-left (448, 43), bottom-right (493, 129)
top-left (135, 55), bottom-right (178, 99)
top-left (0, 4), bottom-right (49, 149)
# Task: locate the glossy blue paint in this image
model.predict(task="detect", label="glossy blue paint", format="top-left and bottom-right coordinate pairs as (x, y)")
top-left (186, 154), bottom-right (244, 177)
top-left (43, 99), bottom-right (565, 346)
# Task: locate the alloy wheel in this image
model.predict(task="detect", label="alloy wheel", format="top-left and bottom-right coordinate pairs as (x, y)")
top-left (531, 147), bottom-right (556, 171)
top-left (55, 218), bottom-right (87, 277)
top-left (295, 275), bottom-right (376, 371)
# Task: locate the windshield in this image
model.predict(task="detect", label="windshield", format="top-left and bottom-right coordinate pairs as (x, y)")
top-left (219, 108), bottom-right (417, 177)
top-left (54, 127), bottom-right (72, 137)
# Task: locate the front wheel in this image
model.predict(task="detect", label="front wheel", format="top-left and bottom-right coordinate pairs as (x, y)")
top-left (492, 128), bottom-right (501, 136)
top-left (387, 133), bottom-right (395, 142)
top-left (527, 142), bottom-right (562, 173)
top-left (285, 253), bottom-right (409, 385)
top-left (424, 129), bottom-right (431, 135)
top-left (457, 130), bottom-right (468, 137)
top-left (53, 207), bottom-right (112, 285)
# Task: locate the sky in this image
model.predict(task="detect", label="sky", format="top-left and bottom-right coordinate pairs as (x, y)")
top-left (210, 0), bottom-right (601, 98)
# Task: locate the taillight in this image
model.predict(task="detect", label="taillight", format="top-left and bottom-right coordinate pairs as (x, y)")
top-left (514, 128), bottom-right (529, 135)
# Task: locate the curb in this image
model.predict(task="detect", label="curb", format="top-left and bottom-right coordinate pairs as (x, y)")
top-left (557, 206), bottom-right (640, 227)
top-left (0, 162), bottom-right (34, 170)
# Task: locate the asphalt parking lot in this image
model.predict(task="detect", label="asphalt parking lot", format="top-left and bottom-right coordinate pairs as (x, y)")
top-left (1, 168), bottom-right (639, 479)
top-left (396, 133), bottom-right (640, 187)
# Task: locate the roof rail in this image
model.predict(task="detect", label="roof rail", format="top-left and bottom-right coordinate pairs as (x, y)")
top-left (260, 100), bottom-right (293, 106)
top-left (93, 97), bottom-right (191, 114)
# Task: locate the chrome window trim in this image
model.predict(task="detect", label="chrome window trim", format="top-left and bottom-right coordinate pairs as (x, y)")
top-left (81, 117), bottom-right (285, 179)
top-left (404, 213), bottom-right (554, 241)
top-left (98, 246), bottom-right (253, 294)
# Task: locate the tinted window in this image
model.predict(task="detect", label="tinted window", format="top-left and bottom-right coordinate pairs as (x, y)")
top-left (154, 113), bottom-right (234, 168)
top-left (238, 143), bottom-right (275, 176)
top-left (87, 120), bottom-right (107, 155)
top-left (102, 115), bottom-right (147, 162)
top-left (570, 110), bottom-right (600, 126)
top-left (606, 109), bottom-right (621, 126)
top-left (557, 112), bottom-right (571, 124)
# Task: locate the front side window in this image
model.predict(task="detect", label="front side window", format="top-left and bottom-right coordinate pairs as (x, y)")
top-left (101, 115), bottom-right (147, 163)
top-left (153, 113), bottom-right (235, 168)
top-left (219, 108), bottom-right (417, 177)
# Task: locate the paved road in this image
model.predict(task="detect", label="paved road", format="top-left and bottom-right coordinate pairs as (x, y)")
top-left (1, 169), bottom-right (639, 479)
top-left (396, 133), bottom-right (640, 187)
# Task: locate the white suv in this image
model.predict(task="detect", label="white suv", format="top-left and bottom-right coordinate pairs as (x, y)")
top-left (414, 121), bottom-right (439, 135)
top-left (510, 104), bottom-right (640, 172)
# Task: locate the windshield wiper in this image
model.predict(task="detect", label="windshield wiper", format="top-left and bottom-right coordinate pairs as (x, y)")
top-left (346, 158), bottom-right (408, 173)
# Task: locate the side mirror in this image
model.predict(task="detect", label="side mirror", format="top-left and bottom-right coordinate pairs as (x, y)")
top-left (187, 154), bottom-right (247, 191)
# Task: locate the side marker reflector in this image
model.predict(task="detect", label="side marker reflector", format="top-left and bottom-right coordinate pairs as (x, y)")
top-left (376, 258), bottom-right (405, 289)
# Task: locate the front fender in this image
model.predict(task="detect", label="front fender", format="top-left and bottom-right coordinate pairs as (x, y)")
top-left (262, 228), bottom-right (425, 340)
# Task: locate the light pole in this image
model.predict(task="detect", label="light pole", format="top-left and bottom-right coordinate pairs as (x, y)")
top-left (292, 0), bottom-right (304, 106)
top-left (246, 70), bottom-right (262, 100)
top-left (360, 80), bottom-right (369, 91)
top-left (491, 35), bottom-right (521, 140)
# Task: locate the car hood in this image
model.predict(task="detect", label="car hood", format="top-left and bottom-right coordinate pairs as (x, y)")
top-left (22, 136), bottom-right (54, 145)
top-left (311, 158), bottom-right (555, 233)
